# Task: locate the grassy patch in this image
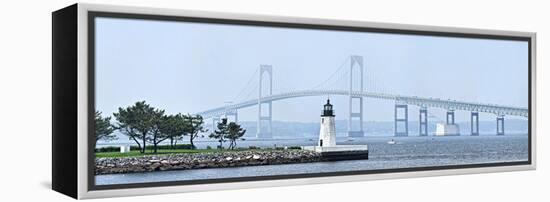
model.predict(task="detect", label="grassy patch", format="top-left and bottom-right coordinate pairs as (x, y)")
top-left (96, 149), bottom-right (216, 158)
top-left (95, 148), bottom-right (254, 158)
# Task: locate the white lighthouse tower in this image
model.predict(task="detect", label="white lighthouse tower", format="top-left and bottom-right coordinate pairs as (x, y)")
top-left (319, 99), bottom-right (336, 147)
top-left (303, 98), bottom-right (368, 160)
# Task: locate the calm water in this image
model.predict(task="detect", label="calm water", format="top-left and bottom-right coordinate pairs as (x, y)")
top-left (96, 135), bottom-right (528, 185)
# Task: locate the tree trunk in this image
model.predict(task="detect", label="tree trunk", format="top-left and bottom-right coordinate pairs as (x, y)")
top-left (141, 134), bottom-right (147, 153)
top-left (153, 133), bottom-right (158, 153)
top-left (190, 134), bottom-right (195, 149)
top-left (130, 136), bottom-right (141, 153)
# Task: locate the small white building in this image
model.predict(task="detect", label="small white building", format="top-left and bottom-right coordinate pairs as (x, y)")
top-left (435, 123), bottom-right (460, 136)
top-left (120, 145), bottom-right (131, 153)
top-left (318, 99), bottom-right (336, 147)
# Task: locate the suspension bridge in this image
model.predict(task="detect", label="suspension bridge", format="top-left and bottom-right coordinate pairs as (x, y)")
top-left (195, 55), bottom-right (528, 138)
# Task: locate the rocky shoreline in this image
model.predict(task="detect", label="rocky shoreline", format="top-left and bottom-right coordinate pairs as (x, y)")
top-left (95, 150), bottom-right (322, 175)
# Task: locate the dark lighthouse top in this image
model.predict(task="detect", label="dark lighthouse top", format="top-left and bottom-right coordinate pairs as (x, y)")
top-left (322, 99), bottom-right (335, 117)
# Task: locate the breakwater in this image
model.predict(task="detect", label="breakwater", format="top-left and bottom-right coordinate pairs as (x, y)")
top-left (95, 150), bottom-right (321, 175)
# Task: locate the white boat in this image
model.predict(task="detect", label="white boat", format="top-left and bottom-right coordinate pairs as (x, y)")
top-left (387, 139), bottom-right (396, 145)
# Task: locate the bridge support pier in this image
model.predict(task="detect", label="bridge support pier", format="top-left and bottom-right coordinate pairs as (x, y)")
top-left (394, 104), bottom-right (408, 137)
top-left (419, 107), bottom-right (428, 136)
top-left (497, 115), bottom-right (505, 136)
top-left (257, 65), bottom-right (273, 138)
top-left (348, 55), bottom-right (365, 137)
top-left (446, 110), bottom-right (455, 125)
top-left (225, 110), bottom-right (238, 123)
top-left (211, 116), bottom-right (220, 132)
top-left (471, 112), bottom-right (479, 136)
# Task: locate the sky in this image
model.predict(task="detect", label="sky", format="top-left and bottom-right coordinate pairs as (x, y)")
top-left (95, 17), bottom-right (529, 123)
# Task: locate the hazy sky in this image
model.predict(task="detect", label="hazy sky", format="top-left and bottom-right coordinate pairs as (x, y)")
top-left (95, 17), bottom-right (528, 123)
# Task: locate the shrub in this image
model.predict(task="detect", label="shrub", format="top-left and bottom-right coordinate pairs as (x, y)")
top-left (248, 146), bottom-right (260, 150)
top-left (144, 144), bottom-right (194, 150)
top-left (287, 146), bottom-right (302, 150)
top-left (95, 146), bottom-right (119, 153)
top-left (206, 146), bottom-right (212, 150)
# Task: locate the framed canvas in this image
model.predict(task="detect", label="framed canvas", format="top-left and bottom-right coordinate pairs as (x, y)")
top-left (52, 3), bottom-right (536, 199)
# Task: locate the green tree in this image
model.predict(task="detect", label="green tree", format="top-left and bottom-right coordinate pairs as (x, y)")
top-left (94, 111), bottom-right (116, 148)
top-left (209, 118), bottom-right (228, 149)
top-left (147, 109), bottom-right (167, 153)
top-left (158, 114), bottom-right (187, 149)
top-left (183, 114), bottom-right (208, 149)
top-left (226, 122), bottom-right (246, 150)
top-left (113, 101), bottom-right (162, 153)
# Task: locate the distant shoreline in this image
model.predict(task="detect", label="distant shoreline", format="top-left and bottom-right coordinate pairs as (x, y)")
top-left (96, 134), bottom-right (529, 148)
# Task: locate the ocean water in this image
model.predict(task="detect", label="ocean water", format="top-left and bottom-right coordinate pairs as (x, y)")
top-left (95, 135), bottom-right (528, 185)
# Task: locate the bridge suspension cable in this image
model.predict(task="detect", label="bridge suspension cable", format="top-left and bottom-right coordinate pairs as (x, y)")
top-left (232, 68), bottom-right (259, 102)
top-left (310, 57), bottom-right (350, 91)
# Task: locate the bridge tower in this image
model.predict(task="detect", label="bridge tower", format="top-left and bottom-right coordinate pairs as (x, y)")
top-left (225, 110), bottom-right (238, 123)
top-left (446, 110), bottom-right (455, 125)
top-left (257, 65), bottom-right (273, 138)
top-left (419, 107), bottom-right (428, 136)
top-left (497, 115), bottom-right (505, 135)
top-left (348, 55), bottom-right (365, 137)
top-left (211, 116), bottom-right (220, 132)
top-left (471, 111), bottom-right (479, 136)
top-left (394, 102), bottom-right (408, 136)
top-left (224, 102), bottom-right (238, 123)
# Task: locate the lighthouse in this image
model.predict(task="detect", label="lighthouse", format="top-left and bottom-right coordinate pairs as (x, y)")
top-left (303, 98), bottom-right (369, 160)
top-left (319, 99), bottom-right (336, 147)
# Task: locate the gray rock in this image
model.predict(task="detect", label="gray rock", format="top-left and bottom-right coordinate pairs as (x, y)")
top-left (95, 149), bottom-right (322, 175)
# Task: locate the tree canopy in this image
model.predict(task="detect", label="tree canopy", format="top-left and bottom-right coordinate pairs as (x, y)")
top-left (226, 122), bottom-right (246, 150)
top-left (107, 101), bottom-right (211, 153)
top-left (113, 101), bottom-right (164, 153)
top-left (158, 113), bottom-right (187, 149)
top-left (95, 111), bottom-right (116, 146)
top-left (209, 118), bottom-right (228, 149)
top-left (183, 114), bottom-right (208, 149)
top-left (209, 118), bottom-right (246, 150)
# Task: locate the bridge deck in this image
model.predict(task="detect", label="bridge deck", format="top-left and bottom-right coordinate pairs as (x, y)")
top-left (196, 90), bottom-right (528, 118)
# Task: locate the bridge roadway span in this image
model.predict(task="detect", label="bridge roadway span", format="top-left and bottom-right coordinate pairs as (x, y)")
top-left (195, 90), bottom-right (528, 119)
